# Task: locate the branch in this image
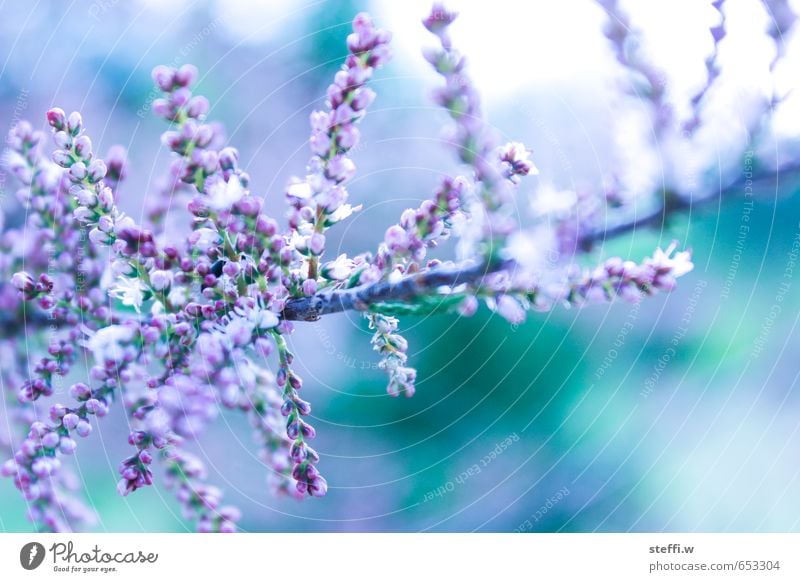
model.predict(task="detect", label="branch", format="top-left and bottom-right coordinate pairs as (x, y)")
top-left (282, 261), bottom-right (503, 321)
top-left (579, 160), bottom-right (800, 248)
top-left (283, 160), bottom-right (800, 322)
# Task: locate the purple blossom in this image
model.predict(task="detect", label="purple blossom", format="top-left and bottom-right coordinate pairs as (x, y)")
top-left (369, 314), bottom-right (416, 397)
top-left (286, 12), bottom-right (391, 282)
top-left (494, 295), bottom-right (526, 325)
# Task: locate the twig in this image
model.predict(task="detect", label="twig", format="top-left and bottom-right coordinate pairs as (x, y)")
top-left (283, 161), bottom-right (800, 322)
top-left (579, 160), bottom-right (800, 248)
top-left (282, 261), bottom-right (506, 321)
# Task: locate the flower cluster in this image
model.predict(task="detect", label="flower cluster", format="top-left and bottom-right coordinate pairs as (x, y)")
top-left (1, 363), bottom-right (132, 532)
top-left (274, 333), bottom-right (326, 497)
top-left (286, 12), bottom-right (391, 288)
top-left (422, 5), bottom-right (527, 261)
top-left (162, 445), bottom-right (240, 533)
top-left (369, 314), bottom-right (417, 397)
top-left (1, 3), bottom-right (793, 533)
top-left (153, 64), bottom-right (223, 191)
top-left (379, 176), bottom-right (467, 272)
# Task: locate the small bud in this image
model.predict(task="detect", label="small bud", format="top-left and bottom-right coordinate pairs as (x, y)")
top-left (171, 87), bottom-right (192, 108)
top-left (300, 423), bottom-right (316, 439)
top-left (351, 87), bottom-right (376, 111)
top-left (53, 130), bottom-right (72, 149)
top-left (302, 278), bottom-right (317, 296)
top-left (52, 149), bottom-right (72, 168)
top-left (384, 224), bottom-right (409, 252)
top-left (73, 206), bottom-right (94, 222)
top-left (67, 111), bottom-right (83, 136)
top-left (59, 438), bottom-right (78, 455)
top-left (41, 432), bottom-right (60, 449)
top-left (69, 382), bottom-right (92, 401)
top-left (308, 232), bottom-right (325, 256)
top-left (495, 295), bottom-right (526, 325)
top-left (74, 135), bottom-right (93, 159)
top-left (69, 161), bottom-right (87, 181)
top-left (325, 155), bottom-right (356, 182)
top-left (62, 413), bottom-right (80, 430)
top-left (75, 188), bottom-right (97, 207)
top-left (85, 398), bottom-right (103, 414)
top-left (75, 420), bottom-right (92, 438)
top-left (97, 186), bottom-right (115, 211)
top-left (1, 459), bottom-right (18, 477)
top-left (186, 95), bottom-right (210, 118)
top-left (294, 397), bottom-right (312, 416)
top-left (11, 271), bottom-right (35, 293)
top-left (218, 147), bottom-right (239, 171)
top-left (308, 476), bottom-right (328, 497)
top-left (193, 124), bottom-right (214, 148)
top-left (152, 65), bottom-right (175, 92)
top-left (150, 269), bottom-right (173, 291)
top-left (290, 442), bottom-right (307, 462)
top-left (336, 125), bottom-right (360, 149)
top-left (47, 107), bottom-right (67, 131)
top-left (256, 215), bottom-right (278, 236)
top-left (97, 214), bottom-right (114, 233)
top-left (87, 159), bottom-right (107, 183)
top-left (89, 228), bottom-right (113, 246)
top-left (152, 98), bottom-right (172, 118)
top-left (458, 295), bottom-right (478, 317)
top-left (174, 64), bottom-right (199, 87)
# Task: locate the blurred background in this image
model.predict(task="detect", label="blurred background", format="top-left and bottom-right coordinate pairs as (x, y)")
top-left (2, 0), bottom-right (800, 532)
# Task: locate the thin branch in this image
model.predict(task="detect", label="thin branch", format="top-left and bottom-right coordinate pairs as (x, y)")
top-left (282, 261), bottom-right (504, 321)
top-left (283, 162), bottom-right (800, 322)
top-left (579, 160), bottom-right (800, 248)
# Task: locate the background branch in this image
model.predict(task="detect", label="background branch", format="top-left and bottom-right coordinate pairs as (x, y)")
top-left (579, 160), bottom-right (800, 248)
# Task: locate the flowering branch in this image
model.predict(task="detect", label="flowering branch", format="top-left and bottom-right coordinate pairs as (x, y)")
top-left (1, 2), bottom-right (796, 532)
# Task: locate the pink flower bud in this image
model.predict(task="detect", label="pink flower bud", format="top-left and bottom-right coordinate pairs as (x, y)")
top-left (69, 161), bottom-right (87, 181)
top-left (309, 232), bottom-right (326, 255)
top-left (59, 438), bottom-right (78, 455)
top-left (46, 107), bottom-right (67, 131)
top-left (152, 98), bottom-right (172, 118)
top-left (52, 149), bottom-right (72, 168)
top-left (302, 278), bottom-right (317, 296)
top-left (384, 224), bottom-right (409, 252)
top-left (53, 130), bottom-right (72, 149)
top-left (75, 420), bottom-right (92, 438)
top-left (495, 295), bottom-right (526, 325)
top-left (11, 271), bottom-right (35, 293)
top-left (41, 432), bottom-right (60, 449)
top-left (152, 65), bottom-right (175, 92)
top-left (67, 111), bottom-right (83, 136)
top-left (174, 64), bottom-right (198, 87)
top-left (87, 159), bottom-right (107, 183)
top-left (186, 95), bottom-right (210, 118)
top-left (74, 135), bottom-right (92, 158)
top-left (62, 413), bottom-right (80, 430)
